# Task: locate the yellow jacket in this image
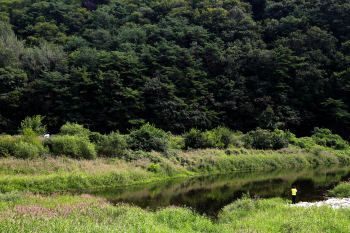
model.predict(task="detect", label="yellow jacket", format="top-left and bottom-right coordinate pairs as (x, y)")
top-left (292, 188), bottom-right (297, 195)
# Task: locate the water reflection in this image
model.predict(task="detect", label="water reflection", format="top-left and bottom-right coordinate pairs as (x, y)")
top-left (87, 165), bottom-right (350, 218)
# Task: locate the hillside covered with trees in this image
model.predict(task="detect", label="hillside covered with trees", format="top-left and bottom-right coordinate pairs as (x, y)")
top-left (1, 0), bottom-right (350, 138)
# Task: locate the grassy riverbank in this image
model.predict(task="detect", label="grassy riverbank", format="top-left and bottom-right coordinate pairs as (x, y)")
top-left (1, 148), bottom-right (350, 193)
top-left (328, 181), bottom-right (350, 197)
top-left (1, 191), bottom-right (350, 232)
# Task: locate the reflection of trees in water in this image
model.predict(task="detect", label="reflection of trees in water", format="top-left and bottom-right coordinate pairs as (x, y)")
top-left (86, 165), bottom-right (350, 217)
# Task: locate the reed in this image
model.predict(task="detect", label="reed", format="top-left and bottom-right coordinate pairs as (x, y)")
top-left (1, 192), bottom-right (350, 232)
top-left (0, 148), bottom-right (349, 193)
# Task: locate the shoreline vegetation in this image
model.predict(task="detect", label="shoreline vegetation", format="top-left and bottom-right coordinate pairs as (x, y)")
top-left (1, 183), bottom-right (350, 232)
top-left (1, 118), bottom-right (350, 193)
top-left (2, 120), bottom-right (350, 231)
top-left (0, 148), bottom-right (350, 193)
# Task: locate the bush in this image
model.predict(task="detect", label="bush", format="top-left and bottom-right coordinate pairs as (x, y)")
top-left (128, 123), bottom-right (171, 152)
top-left (13, 141), bottom-right (40, 159)
top-left (147, 163), bottom-right (160, 173)
top-left (244, 128), bottom-right (288, 150)
top-left (328, 181), bottom-right (350, 197)
top-left (98, 131), bottom-right (127, 157)
top-left (169, 136), bottom-right (185, 150)
top-left (294, 137), bottom-right (317, 149)
top-left (0, 135), bottom-right (20, 157)
top-left (51, 135), bottom-right (97, 159)
top-left (89, 131), bottom-right (103, 144)
top-left (18, 115), bottom-right (47, 136)
top-left (311, 128), bottom-right (349, 150)
top-left (271, 129), bottom-right (289, 150)
top-left (212, 126), bottom-right (235, 149)
top-left (184, 128), bottom-right (223, 149)
top-left (59, 122), bottom-right (91, 138)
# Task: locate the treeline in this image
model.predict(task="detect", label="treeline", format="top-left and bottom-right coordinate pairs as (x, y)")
top-left (1, 115), bottom-right (348, 160)
top-left (1, 0), bottom-right (350, 138)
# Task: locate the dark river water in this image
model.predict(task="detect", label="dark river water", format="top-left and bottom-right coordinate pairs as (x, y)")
top-left (86, 165), bottom-right (350, 218)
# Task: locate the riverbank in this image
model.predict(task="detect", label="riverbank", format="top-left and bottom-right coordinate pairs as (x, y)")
top-left (1, 191), bottom-right (350, 232)
top-left (1, 148), bottom-right (350, 193)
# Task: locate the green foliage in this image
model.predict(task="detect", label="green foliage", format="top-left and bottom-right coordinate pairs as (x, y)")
top-left (244, 128), bottom-right (289, 150)
top-left (1, 0), bottom-right (350, 142)
top-left (294, 137), bottom-right (317, 149)
top-left (13, 141), bottom-right (40, 159)
top-left (168, 135), bottom-right (185, 150)
top-left (311, 128), bottom-right (349, 150)
top-left (18, 115), bottom-right (47, 136)
top-left (147, 163), bottom-right (160, 173)
top-left (0, 191), bottom-right (22, 203)
top-left (328, 182), bottom-right (350, 197)
top-left (211, 126), bottom-right (235, 149)
top-left (88, 132), bottom-right (103, 144)
top-left (51, 135), bottom-right (97, 159)
top-left (184, 128), bottom-right (223, 149)
top-left (59, 122), bottom-right (91, 138)
top-left (0, 135), bottom-right (20, 157)
top-left (98, 131), bottom-right (127, 157)
top-left (128, 123), bottom-right (171, 152)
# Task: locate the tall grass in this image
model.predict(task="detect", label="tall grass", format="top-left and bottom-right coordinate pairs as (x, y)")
top-left (328, 182), bottom-right (350, 197)
top-left (0, 148), bottom-right (349, 193)
top-left (1, 193), bottom-right (350, 232)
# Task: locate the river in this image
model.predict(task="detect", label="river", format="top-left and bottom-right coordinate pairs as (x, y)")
top-left (86, 165), bottom-right (350, 218)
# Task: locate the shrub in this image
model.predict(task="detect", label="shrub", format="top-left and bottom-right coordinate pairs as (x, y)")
top-left (13, 141), bottom-right (40, 159)
top-left (232, 132), bottom-right (245, 148)
top-left (311, 145), bottom-right (324, 156)
top-left (89, 131), bottom-right (103, 144)
top-left (169, 135), bottom-right (185, 150)
top-left (311, 128), bottom-right (349, 150)
top-left (328, 181), bottom-right (350, 197)
top-left (121, 150), bottom-right (157, 162)
top-left (128, 123), bottom-right (171, 152)
top-left (244, 128), bottom-right (289, 150)
top-left (283, 129), bottom-right (298, 145)
top-left (212, 126), bottom-right (236, 149)
top-left (184, 128), bottom-right (223, 149)
top-left (225, 149), bottom-right (241, 155)
top-left (147, 163), bottom-right (160, 173)
top-left (41, 136), bottom-right (54, 152)
top-left (18, 115), bottom-right (47, 136)
top-left (0, 135), bottom-right (20, 157)
top-left (51, 135), bottom-right (97, 159)
top-left (98, 131), bottom-right (127, 157)
top-left (294, 137), bottom-right (317, 149)
top-left (20, 128), bottom-right (48, 155)
top-left (59, 122), bottom-right (91, 138)
top-left (271, 129), bottom-right (289, 150)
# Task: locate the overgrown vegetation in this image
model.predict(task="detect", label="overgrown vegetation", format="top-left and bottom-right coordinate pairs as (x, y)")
top-left (328, 182), bottom-right (350, 197)
top-left (1, 119), bottom-right (350, 161)
top-left (0, 192), bottom-right (349, 232)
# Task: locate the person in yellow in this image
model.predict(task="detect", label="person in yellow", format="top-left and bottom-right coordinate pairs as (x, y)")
top-left (291, 186), bottom-right (297, 204)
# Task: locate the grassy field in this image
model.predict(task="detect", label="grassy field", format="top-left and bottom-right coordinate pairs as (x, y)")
top-left (1, 191), bottom-right (350, 232)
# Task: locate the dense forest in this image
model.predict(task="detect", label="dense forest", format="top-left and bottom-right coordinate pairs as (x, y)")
top-left (0, 0), bottom-right (350, 138)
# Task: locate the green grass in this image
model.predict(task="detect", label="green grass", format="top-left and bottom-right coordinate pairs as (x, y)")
top-left (328, 181), bottom-right (350, 197)
top-left (1, 193), bottom-right (350, 232)
top-left (0, 148), bottom-right (350, 193)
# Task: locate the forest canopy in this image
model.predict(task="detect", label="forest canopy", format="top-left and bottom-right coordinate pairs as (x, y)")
top-left (1, 0), bottom-right (350, 139)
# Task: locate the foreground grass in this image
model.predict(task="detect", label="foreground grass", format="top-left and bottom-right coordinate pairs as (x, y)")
top-left (1, 192), bottom-right (350, 232)
top-left (1, 148), bottom-right (350, 193)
